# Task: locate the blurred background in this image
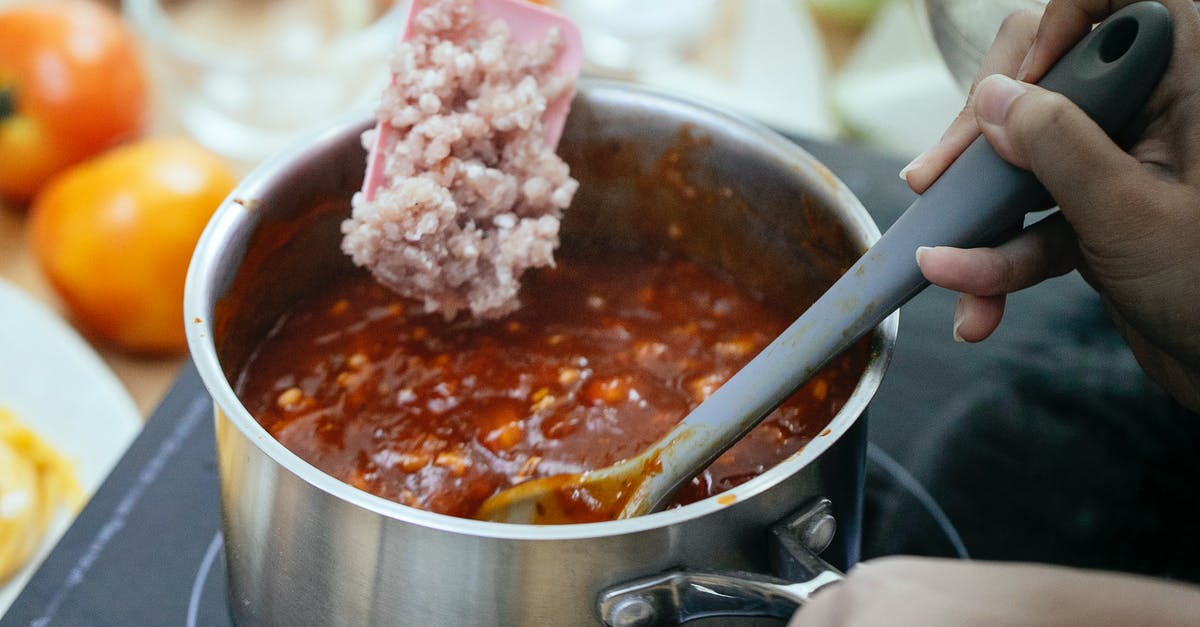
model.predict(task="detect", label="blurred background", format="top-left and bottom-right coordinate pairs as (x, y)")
top-left (123, 0), bottom-right (977, 164)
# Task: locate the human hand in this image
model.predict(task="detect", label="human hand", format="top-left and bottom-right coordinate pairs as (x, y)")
top-left (903, 0), bottom-right (1200, 412)
top-left (788, 556), bottom-right (1200, 626)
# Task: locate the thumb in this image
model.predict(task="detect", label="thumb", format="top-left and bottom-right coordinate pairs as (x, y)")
top-left (971, 73), bottom-right (1164, 250)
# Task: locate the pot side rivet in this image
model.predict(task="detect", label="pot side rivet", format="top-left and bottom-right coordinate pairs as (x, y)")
top-left (607, 596), bottom-right (659, 627)
top-left (804, 514), bottom-right (837, 553)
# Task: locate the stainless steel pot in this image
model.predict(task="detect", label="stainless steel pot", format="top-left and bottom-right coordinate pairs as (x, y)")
top-left (185, 80), bottom-right (898, 626)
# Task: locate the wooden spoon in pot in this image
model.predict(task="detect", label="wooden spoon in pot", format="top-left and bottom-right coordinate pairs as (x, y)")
top-left (476, 1), bottom-right (1174, 524)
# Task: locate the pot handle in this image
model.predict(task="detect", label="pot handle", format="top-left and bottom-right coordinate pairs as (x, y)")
top-left (597, 499), bottom-right (844, 626)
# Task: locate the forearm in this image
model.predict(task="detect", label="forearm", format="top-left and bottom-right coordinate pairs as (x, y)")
top-left (790, 557), bottom-right (1200, 626)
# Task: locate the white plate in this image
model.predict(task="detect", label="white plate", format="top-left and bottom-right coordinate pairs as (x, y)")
top-left (0, 279), bottom-right (142, 614)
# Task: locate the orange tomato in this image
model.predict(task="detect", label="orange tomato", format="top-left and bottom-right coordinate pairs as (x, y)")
top-left (0, 1), bottom-right (148, 202)
top-left (29, 138), bottom-right (237, 354)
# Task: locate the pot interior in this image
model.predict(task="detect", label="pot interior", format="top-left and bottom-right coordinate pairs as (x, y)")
top-left (205, 83), bottom-right (887, 524)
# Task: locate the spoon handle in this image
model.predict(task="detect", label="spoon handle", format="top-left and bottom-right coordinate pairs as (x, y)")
top-left (636, 1), bottom-right (1173, 515)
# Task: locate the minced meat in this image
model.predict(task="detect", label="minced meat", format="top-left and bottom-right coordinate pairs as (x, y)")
top-left (342, 0), bottom-right (578, 319)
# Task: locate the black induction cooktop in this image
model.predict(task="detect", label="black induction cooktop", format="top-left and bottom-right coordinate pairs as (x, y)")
top-left (5, 135), bottom-right (1195, 626)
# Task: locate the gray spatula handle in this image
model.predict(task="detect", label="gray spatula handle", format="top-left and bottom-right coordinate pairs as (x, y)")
top-left (642, 1), bottom-right (1174, 514)
top-left (864, 0), bottom-right (1174, 312)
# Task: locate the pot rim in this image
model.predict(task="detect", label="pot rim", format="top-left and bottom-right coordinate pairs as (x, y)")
top-left (184, 79), bottom-right (899, 541)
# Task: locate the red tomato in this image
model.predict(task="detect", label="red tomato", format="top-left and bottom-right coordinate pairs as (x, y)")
top-left (0, 1), bottom-right (149, 201)
top-left (29, 137), bottom-right (237, 354)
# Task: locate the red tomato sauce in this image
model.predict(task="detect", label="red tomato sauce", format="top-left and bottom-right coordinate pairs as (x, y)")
top-left (235, 244), bottom-right (865, 520)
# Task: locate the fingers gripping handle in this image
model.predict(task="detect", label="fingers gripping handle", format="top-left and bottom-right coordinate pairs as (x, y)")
top-left (916, 0), bottom-right (1172, 249)
top-left (894, 0), bottom-right (1173, 272)
top-left (793, 1), bottom-right (1174, 380)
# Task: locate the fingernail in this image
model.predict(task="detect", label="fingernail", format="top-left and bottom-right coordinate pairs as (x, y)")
top-left (915, 246), bottom-right (932, 266)
top-left (899, 150), bottom-right (927, 182)
top-left (952, 297), bottom-right (966, 343)
top-left (976, 75), bottom-right (1028, 127)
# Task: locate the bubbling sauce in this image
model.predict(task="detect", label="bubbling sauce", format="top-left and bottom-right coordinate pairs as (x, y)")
top-left (235, 244), bottom-right (865, 520)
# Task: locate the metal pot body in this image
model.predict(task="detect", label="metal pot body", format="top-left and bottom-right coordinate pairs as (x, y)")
top-left (186, 81), bottom-right (897, 626)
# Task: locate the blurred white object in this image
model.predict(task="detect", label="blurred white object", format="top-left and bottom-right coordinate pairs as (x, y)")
top-left (124, 0), bottom-right (406, 164)
top-left (624, 0), bottom-right (837, 141)
top-left (925, 0), bottom-right (1047, 90)
top-left (558, 0), bottom-right (719, 72)
top-left (830, 0), bottom-right (962, 158)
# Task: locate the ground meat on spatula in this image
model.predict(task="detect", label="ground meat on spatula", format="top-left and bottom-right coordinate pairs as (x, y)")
top-left (342, 0), bottom-right (578, 319)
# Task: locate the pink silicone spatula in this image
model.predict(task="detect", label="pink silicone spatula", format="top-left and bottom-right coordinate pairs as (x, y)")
top-left (361, 0), bottom-right (583, 202)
